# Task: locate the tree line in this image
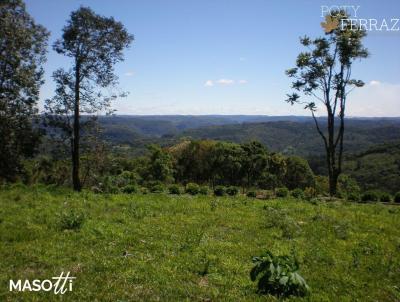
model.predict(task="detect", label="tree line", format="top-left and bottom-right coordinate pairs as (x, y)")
top-left (1, 1), bottom-right (369, 197)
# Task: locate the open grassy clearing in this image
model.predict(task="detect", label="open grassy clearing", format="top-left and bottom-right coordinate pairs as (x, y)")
top-left (0, 185), bottom-right (399, 301)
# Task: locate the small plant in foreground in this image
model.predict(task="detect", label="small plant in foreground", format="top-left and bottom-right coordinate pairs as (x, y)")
top-left (276, 187), bottom-right (289, 198)
top-left (185, 183), bottom-right (200, 195)
top-left (168, 184), bottom-right (181, 195)
top-left (291, 188), bottom-right (304, 199)
top-left (247, 190), bottom-right (257, 198)
top-left (59, 209), bottom-right (85, 231)
top-left (250, 250), bottom-right (309, 297)
top-left (226, 186), bottom-right (239, 196)
top-left (395, 192), bottom-right (400, 203)
top-left (214, 186), bottom-right (226, 196)
top-left (380, 192), bottom-right (391, 203)
top-left (361, 191), bottom-right (379, 202)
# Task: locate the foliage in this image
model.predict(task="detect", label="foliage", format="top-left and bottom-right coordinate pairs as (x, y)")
top-left (395, 192), bottom-right (400, 203)
top-left (168, 184), bottom-right (181, 195)
top-left (304, 187), bottom-right (316, 200)
top-left (276, 187), bottom-right (289, 198)
top-left (185, 183), bottom-right (200, 195)
top-left (250, 250), bottom-right (309, 297)
top-left (44, 6), bottom-right (133, 191)
top-left (284, 156), bottom-right (315, 190)
top-left (285, 10), bottom-right (368, 196)
top-left (291, 188), bottom-right (304, 199)
top-left (199, 186), bottom-right (209, 195)
top-left (214, 186), bottom-right (226, 196)
top-left (379, 192), bottom-right (392, 203)
top-left (149, 183), bottom-right (164, 193)
top-left (347, 192), bottom-right (360, 202)
top-left (361, 191), bottom-right (379, 202)
top-left (0, 0), bottom-right (49, 181)
top-left (246, 190), bottom-right (257, 198)
top-left (121, 184), bottom-right (137, 194)
top-left (59, 209), bottom-right (85, 230)
top-left (226, 186), bottom-right (239, 196)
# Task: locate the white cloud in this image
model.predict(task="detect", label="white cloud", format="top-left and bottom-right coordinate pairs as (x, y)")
top-left (124, 71), bottom-right (135, 77)
top-left (204, 80), bottom-right (214, 87)
top-left (216, 79), bottom-right (235, 85)
top-left (238, 79), bottom-right (248, 84)
top-left (369, 80), bottom-right (381, 86)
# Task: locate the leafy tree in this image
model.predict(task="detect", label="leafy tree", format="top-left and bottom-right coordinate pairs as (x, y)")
top-left (0, 0), bottom-right (49, 181)
top-left (285, 11), bottom-right (368, 195)
top-left (284, 156), bottom-right (315, 190)
top-left (45, 7), bottom-right (133, 191)
top-left (240, 141), bottom-right (269, 188)
top-left (145, 145), bottom-right (174, 183)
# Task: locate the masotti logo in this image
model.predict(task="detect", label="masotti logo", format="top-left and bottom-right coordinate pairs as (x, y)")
top-left (9, 271), bottom-right (75, 294)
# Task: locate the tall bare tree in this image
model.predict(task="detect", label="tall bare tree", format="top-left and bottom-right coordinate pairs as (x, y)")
top-left (285, 11), bottom-right (368, 196)
top-left (45, 7), bottom-right (133, 191)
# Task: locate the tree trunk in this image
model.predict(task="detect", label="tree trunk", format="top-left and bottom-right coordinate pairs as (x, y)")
top-left (72, 61), bottom-right (81, 191)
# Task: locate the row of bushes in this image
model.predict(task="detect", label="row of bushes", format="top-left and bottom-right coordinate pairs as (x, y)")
top-left (96, 181), bottom-right (400, 203)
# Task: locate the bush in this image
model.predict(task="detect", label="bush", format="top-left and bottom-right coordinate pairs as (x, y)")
top-left (185, 183), bottom-right (200, 195)
top-left (304, 187), bottom-right (316, 200)
top-left (140, 187), bottom-right (149, 194)
top-left (59, 210), bottom-right (85, 231)
top-left (347, 192), bottom-right (360, 202)
top-left (291, 188), bottom-right (304, 199)
top-left (121, 184), bottom-right (137, 194)
top-left (214, 186), bottom-right (226, 196)
top-left (226, 186), bottom-right (239, 196)
top-left (380, 192), bottom-right (392, 203)
top-left (199, 186), bottom-right (209, 195)
top-left (395, 192), bottom-right (400, 203)
top-left (276, 187), bottom-right (289, 198)
top-left (361, 191), bottom-right (379, 202)
top-left (168, 184), bottom-right (181, 195)
top-left (247, 190), bottom-right (257, 198)
top-left (250, 250), bottom-right (309, 297)
top-left (149, 184), bottom-right (164, 193)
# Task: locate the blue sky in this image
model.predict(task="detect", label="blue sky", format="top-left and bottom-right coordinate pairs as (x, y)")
top-left (26, 0), bottom-right (400, 116)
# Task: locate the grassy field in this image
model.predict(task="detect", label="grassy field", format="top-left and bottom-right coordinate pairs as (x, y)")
top-left (0, 185), bottom-right (399, 301)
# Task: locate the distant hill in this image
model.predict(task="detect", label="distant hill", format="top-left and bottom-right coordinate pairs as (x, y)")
top-left (343, 142), bottom-right (400, 194)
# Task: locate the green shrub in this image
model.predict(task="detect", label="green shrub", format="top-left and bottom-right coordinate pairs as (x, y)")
top-left (59, 210), bottom-right (85, 231)
top-left (291, 188), bottom-right (304, 199)
top-left (185, 183), bottom-right (200, 195)
top-left (347, 192), bottom-right (360, 202)
top-left (140, 187), bottom-right (149, 194)
top-left (247, 190), bottom-right (257, 198)
top-left (395, 192), bottom-right (400, 203)
top-left (199, 186), bottom-right (209, 195)
top-left (250, 250), bottom-right (309, 297)
top-left (214, 186), bottom-right (226, 196)
top-left (168, 184), bottom-right (181, 195)
top-left (121, 184), bottom-right (137, 194)
top-left (361, 191), bottom-right (379, 202)
top-left (149, 184), bottom-right (164, 193)
top-left (226, 186), bottom-right (239, 196)
top-left (304, 187), bottom-right (316, 200)
top-left (276, 187), bottom-right (289, 198)
top-left (380, 192), bottom-right (392, 203)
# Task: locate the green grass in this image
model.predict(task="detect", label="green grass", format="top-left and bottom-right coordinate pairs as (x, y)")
top-left (1, 185), bottom-right (400, 301)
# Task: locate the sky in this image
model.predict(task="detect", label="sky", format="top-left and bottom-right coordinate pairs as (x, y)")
top-left (25, 0), bottom-right (400, 116)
